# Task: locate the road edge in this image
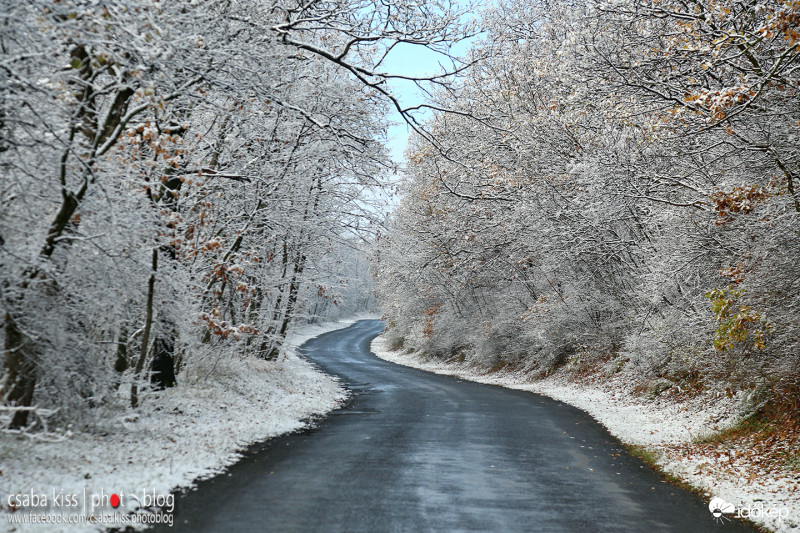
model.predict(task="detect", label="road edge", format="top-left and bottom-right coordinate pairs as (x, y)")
top-left (370, 333), bottom-right (795, 533)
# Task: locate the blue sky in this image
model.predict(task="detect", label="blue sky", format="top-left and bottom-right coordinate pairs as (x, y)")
top-left (378, 41), bottom-right (473, 164)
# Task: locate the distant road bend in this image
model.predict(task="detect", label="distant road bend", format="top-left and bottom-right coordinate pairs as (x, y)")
top-left (156, 319), bottom-right (752, 532)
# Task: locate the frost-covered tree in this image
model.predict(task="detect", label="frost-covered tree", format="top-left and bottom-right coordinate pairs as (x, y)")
top-left (374, 0), bottom-right (800, 406)
top-left (1, 0), bottom-right (473, 428)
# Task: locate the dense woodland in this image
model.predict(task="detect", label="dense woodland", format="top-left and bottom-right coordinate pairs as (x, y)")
top-left (0, 0), bottom-right (477, 430)
top-left (2, 0), bottom-right (799, 433)
top-left (375, 0), bottom-right (800, 412)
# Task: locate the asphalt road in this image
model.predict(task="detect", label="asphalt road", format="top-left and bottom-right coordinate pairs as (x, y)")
top-left (154, 319), bottom-right (754, 532)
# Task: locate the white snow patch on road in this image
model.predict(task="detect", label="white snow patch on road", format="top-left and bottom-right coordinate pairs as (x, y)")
top-left (371, 334), bottom-right (800, 533)
top-left (0, 315), bottom-right (377, 532)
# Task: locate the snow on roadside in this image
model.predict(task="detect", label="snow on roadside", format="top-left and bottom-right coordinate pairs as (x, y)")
top-left (0, 315), bottom-right (377, 532)
top-left (371, 334), bottom-right (800, 533)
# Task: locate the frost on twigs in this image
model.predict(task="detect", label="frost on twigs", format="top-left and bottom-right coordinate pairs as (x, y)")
top-left (375, 0), bottom-right (800, 420)
top-left (0, 406), bottom-right (67, 442)
top-left (2, 0), bottom-right (399, 428)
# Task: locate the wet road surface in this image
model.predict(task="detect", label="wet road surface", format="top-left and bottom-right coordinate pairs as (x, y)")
top-left (154, 319), bottom-right (753, 532)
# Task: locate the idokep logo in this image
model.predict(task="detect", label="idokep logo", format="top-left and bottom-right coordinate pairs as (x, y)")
top-left (709, 497), bottom-right (736, 523)
top-left (709, 496), bottom-right (791, 524)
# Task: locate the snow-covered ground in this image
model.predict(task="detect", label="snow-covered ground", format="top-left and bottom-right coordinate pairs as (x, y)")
top-left (371, 334), bottom-right (800, 533)
top-left (1, 315), bottom-right (376, 532)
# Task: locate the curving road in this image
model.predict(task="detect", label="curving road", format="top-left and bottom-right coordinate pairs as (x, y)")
top-left (154, 319), bottom-right (753, 532)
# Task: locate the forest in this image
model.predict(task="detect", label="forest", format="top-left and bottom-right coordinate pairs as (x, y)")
top-left (0, 0), bottom-right (478, 431)
top-left (375, 0), bottom-right (800, 418)
top-left (2, 0), bottom-right (799, 438)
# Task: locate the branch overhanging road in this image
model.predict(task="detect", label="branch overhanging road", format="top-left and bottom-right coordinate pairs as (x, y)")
top-left (154, 320), bottom-right (753, 532)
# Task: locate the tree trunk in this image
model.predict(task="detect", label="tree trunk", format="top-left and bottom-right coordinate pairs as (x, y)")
top-left (131, 249), bottom-right (157, 408)
top-left (260, 241), bottom-right (290, 359)
top-left (2, 315), bottom-right (37, 429)
top-left (114, 325), bottom-right (129, 374)
top-left (278, 251), bottom-right (307, 340)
